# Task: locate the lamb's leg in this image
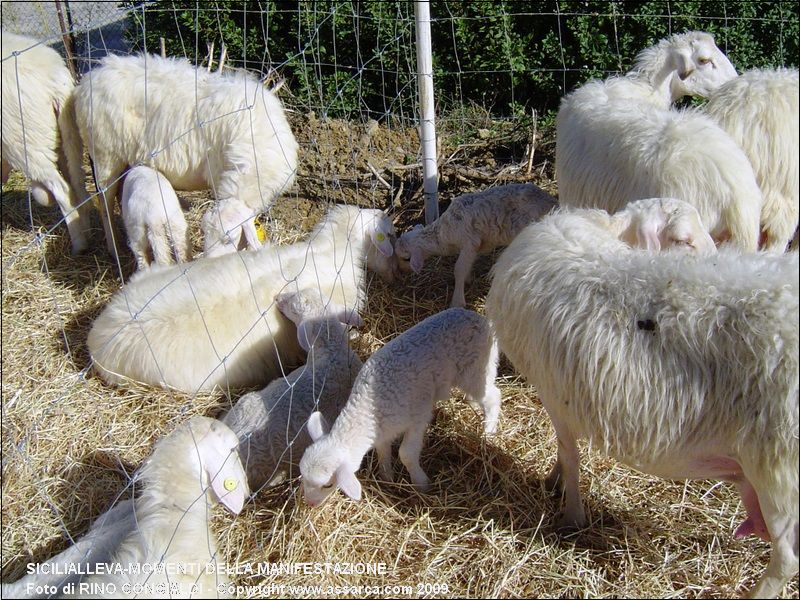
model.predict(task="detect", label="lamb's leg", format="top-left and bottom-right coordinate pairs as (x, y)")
top-left (746, 494), bottom-right (798, 599)
top-left (374, 439), bottom-right (394, 482)
top-left (93, 161), bottom-right (125, 261)
top-left (451, 243), bottom-right (479, 308)
top-left (547, 415), bottom-right (586, 529)
top-left (399, 413), bottom-right (432, 492)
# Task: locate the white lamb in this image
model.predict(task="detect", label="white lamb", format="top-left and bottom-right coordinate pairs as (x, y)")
top-left (87, 204), bottom-right (396, 394)
top-left (0, 416), bottom-right (248, 599)
top-left (201, 197), bottom-right (263, 257)
top-left (395, 183), bottom-right (558, 308)
top-left (485, 204), bottom-right (798, 598)
top-left (555, 32), bottom-right (765, 251)
top-left (73, 53), bottom-right (298, 259)
top-left (299, 307), bottom-right (501, 507)
top-left (121, 165), bottom-right (190, 269)
top-left (704, 68), bottom-right (799, 252)
top-left (223, 288), bottom-right (363, 491)
top-left (1, 31), bottom-right (90, 254)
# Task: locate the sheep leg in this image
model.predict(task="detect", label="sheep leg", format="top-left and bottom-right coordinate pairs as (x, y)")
top-left (1, 159), bottom-right (10, 184)
top-left (93, 161), bottom-right (126, 261)
top-left (746, 494), bottom-right (798, 599)
top-left (39, 174), bottom-right (89, 254)
top-left (544, 459), bottom-right (563, 493)
top-left (374, 440), bottom-right (394, 482)
top-left (547, 416), bottom-right (586, 529)
top-left (451, 243), bottom-right (479, 308)
top-left (399, 413), bottom-right (432, 492)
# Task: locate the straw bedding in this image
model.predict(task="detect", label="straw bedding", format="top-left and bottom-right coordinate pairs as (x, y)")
top-left (1, 116), bottom-right (796, 599)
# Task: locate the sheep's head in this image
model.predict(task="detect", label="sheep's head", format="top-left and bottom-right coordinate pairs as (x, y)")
top-left (635, 31), bottom-right (738, 104)
top-left (299, 412), bottom-right (361, 507)
top-left (395, 225), bottom-right (427, 273)
top-left (362, 209), bottom-right (399, 282)
top-left (618, 197), bottom-right (716, 254)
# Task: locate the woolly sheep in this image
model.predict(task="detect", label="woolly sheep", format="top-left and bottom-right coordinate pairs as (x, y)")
top-left (395, 183), bottom-right (557, 308)
top-left (485, 204), bottom-right (798, 598)
top-left (202, 197), bottom-right (263, 258)
top-left (1, 416), bottom-right (248, 599)
top-left (73, 53), bottom-right (298, 259)
top-left (555, 32), bottom-right (765, 250)
top-left (1, 31), bottom-right (90, 254)
top-left (121, 165), bottom-right (190, 269)
top-left (299, 307), bottom-right (501, 507)
top-left (87, 204), bottom-right (396, 394)
top-left (223, 288), bottom-right (363, 491)
top-left (704, 68), bottom-right (799, 252)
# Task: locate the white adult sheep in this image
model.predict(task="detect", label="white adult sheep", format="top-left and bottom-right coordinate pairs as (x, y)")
top-left (555, 32), bottom-right (765, 251)
top-left (485, 202), bottom-right (798, 598)
top-left (704, 68), bottom-right (799, 252)
top-left (73, 53), bottom-right (298, 260)
top-left (300, 307), bottom-right (501, 507)
top-left (395, 183), bottom-right (557, 308)
top-left (1, 31), bottom-right (90, 254)
top-left (121, 165), bottom-right (190, 269)
top-left (0, 416), bottom-right (248, 599)
top-left (87, 204), bottom-right (396, 394)
top-left (223, 288), bottom-right (363, 491)
top-left (201, 196), bottom-right (263, 258)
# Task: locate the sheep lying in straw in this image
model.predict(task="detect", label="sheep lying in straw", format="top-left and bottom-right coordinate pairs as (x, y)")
top-left (300, 307), bottom-right (501, 506)
top-left (1, 416), bottom-right (248, 599)
top-left (121, 165), bottom-right (190, 269)
top-left (223, 288), bottom-right (363, 491)
top-left (1, 31), bottom-right (90, 254)
top-left (703, 67), bottom-right (799, 252)
top-left (73, 53), bottom-right (298, 260)
top-left (486, 200), bottom-right (798, 598)
top-left (395, 183), bottom-right (557, 308)
top-left (87, 204), bottom-right (396, 394)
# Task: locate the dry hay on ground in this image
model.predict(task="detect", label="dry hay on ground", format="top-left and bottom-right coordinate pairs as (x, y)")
top-left (1, 117), bottom-right (796, 599)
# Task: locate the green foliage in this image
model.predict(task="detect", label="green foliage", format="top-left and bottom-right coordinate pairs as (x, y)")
top-left (122, 1), bottom-right (799, 120)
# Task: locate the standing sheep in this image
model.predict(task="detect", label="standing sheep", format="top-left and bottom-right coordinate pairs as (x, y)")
top-left (485, 204), bottom-right (798, 598)
top-left (223, 288), bottom-right (363, 491)
top-left (395, 183), bottom-right (557, 308)
top-left (1, 31), bottom-right (90, 254)
top-left (555, 32), bottom-right (764, 250)
top-left (121, 165), bottom-right (190, 269)
top-left (73, 53), bottom-right (298, 259)
top-left (87, 204), bottom-right (396, 394)
top-left (704, 68), bottom-right (799, 252)
top-left (300, 307), bottom-right (501, 507)
top-left (0, 416), bottom-right (248, 599)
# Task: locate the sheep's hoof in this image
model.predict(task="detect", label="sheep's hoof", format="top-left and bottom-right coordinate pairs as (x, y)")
top-left (411, 476), bottom-right (431, 493)
top-left (556, 511), bottom-right (587, 532)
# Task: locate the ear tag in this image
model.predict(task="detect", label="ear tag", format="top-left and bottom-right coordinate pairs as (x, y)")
top-left (375, 232), bottom-right (386, 242)
top-left (255, 220), bottom-right (267, 243)
top-left (223, 478), bottom-right (238, 492)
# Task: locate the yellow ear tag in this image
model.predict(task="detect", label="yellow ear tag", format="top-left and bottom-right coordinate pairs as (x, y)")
top-left (375, 232), bottom-right (386, 242)
top-left (255, 221), bottom-right (267, 243)
top-left (223, 478), bottom-right (238, 492)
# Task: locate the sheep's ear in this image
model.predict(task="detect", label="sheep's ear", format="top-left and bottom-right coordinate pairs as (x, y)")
top-left (371, 229), bottom-right (394, 257)
top-left (409, 248), bottom-right (424, 273)
top-left (307, 411), bottom-right (330, 441)
top-left (674, 51), bottom-right (695, 81)
top-left (636, 220), bottom-right (662, 251)
top-left (296, 321), bottom-right (315, 352)
top-left (242, 220), bottom-right (263, 251)
top-left (336, 467), bottom-right (362, 501)
top-left (200, 433), bottom-right (248, 515)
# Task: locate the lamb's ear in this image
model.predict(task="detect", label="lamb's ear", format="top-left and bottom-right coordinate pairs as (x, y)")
top-left (336, 467), bottom-right (362, 501)
top-left (371, 229), bottom-right (394, 257)
top-left (307, 411), bottom-right (330, 441)
top-left (636, 219), bottom-right (662, 251)
top-left (329, 303), bottom-right (364, 328)
top-left (296, 321), bottom-right (314, 352)
top-left (409, 248), bottom-right (424, 273)
top-left (199, 433), bottom-right (248, 515)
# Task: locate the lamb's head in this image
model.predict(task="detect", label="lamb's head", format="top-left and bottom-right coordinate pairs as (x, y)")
top-left (634, 31), bottom-right (738, 104)
top-left (143, 416), bottom-right (249, 514)
top-left (299, 412), bottom-right (362, 506)
top-left (359, 208), bottom-right (398, 282)
top-left (201, 199), bottom-right (264, 257)
top-left (275, 288), bottom-right (364, 352)
top-left (394, 224), bottom-right (432, 274)
top-left (617, 197), bottom-right (717, 254)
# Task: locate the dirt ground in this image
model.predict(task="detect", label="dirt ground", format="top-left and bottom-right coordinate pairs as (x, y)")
top-left (1, 111), bottom-right (795, 599)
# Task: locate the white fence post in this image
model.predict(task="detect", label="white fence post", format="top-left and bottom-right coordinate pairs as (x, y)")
top-left (414, 0), bottom-right (439, 224)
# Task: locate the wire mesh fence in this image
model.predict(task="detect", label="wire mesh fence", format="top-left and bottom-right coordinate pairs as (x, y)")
top-left (1, 2), bottom-right (798, 599)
